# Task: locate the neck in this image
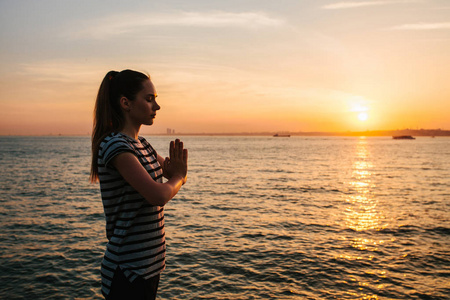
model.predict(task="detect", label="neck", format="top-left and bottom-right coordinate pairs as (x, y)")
top-left (120, 123), bottom-right (141, 140)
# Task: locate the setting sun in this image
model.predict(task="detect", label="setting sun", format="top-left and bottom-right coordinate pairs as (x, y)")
top-left (358, 112), bottom-right (368, 121)
top-left (348, 96), bottom-right (370, 125)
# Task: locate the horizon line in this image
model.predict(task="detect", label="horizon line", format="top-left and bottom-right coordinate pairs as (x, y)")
top-left (1, 128), bottom-right (449, 137)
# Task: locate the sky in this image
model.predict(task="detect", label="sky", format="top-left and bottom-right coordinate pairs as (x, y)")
top-left (0, 0), bottom-right (449, 135)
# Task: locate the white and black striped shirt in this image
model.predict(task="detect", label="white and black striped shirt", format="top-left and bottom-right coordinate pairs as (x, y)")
top-left (98, 133), bottom-right (165, 297)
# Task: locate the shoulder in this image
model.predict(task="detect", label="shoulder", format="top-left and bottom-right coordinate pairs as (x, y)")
top-left (138, 136), bottom-right (157, 154)
top-left (101, 133), bottom-right (132, 150)
top-left (138, 136), bottom-right (148, 145)
top-left (99, 133), bottom-right (135, 164)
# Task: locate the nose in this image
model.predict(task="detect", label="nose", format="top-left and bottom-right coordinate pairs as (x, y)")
top-left (154, 100), bottom-right (161, 111)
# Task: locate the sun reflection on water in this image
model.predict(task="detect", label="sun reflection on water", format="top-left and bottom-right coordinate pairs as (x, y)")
top-left (338, 137), bottom-right (389, 299)
top-left (345, 137), bottom-right (380, 233)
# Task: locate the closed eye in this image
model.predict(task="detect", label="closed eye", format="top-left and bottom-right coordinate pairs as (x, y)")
top-left (146, 94), bottom-right (157, 102)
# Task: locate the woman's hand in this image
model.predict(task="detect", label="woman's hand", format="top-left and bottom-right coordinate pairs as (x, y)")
top-left (163, 139), bottom-right (188, 184)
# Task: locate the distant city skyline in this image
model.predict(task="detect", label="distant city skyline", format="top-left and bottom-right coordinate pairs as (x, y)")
top-left (1, 0), bottom-right (449, 135)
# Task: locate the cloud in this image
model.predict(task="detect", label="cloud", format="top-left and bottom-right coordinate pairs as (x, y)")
top-left (390, 22), bottom-right (450, 30)
top-left (321, 0), bottom-right (416, 9)
top-left (322, 1), bottom-right (391, 9)
top-left (70, 11), bottom-right (285, 40)
top-left (18, 60), bottom-right (101, 83)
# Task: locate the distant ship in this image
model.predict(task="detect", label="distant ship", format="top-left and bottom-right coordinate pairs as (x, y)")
top-left (393, 135), bottom-right (415, 140)
top-left (273, 133), bottom-right (290, 137)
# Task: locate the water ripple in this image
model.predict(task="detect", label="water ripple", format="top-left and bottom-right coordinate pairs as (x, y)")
top-left (1, 136), bottom-right (449, 299)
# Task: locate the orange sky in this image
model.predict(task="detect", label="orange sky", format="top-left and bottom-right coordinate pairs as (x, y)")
top-left (1, 1), bottom-right (449, 135)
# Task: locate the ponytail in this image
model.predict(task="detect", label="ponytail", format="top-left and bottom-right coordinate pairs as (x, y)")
top-left (90, 69), bottom-right (150, 183)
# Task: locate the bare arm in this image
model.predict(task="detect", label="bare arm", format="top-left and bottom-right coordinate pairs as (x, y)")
top-left (111, 139), bottom-right (188, 206)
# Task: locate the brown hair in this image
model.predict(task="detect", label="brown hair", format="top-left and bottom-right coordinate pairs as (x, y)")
top-left (90, 69), bottom-right (150, 183)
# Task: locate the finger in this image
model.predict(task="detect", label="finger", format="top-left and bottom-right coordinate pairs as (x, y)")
top-left (173, 139), bottom-right (181, 160)
top-left (183, 149), bottom-right (188, 163)
top-left (164, 158), bottom-right (169, 174)
top-left (178, 141), bottom-right (184, 159)
top-left (169, 141), bottom-right (175, 159)
top-left (173, 139), bottom-right (180, 159)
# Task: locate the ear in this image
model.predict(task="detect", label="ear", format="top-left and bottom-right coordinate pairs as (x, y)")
top-left (119, 96), bottom-right (131, 112)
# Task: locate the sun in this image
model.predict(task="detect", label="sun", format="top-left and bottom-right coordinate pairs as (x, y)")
top-left (358, 112), bottom-right (368, 121)
top-left (347, 95), bottom-right (373, 126)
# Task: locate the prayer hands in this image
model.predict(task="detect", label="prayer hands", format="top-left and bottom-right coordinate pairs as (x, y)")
top-left (163, 139), bottom-right (188, 184)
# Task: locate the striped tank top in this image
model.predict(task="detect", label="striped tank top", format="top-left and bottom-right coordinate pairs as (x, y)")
top-left (97, 132), bottom-right (165, 297)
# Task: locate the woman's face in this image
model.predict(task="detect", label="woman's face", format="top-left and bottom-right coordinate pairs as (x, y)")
top-left (128, 79), bottom-right (160, 126)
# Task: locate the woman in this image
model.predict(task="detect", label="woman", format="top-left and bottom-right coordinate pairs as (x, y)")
top-left (90, 69), bottom-right (188, 300)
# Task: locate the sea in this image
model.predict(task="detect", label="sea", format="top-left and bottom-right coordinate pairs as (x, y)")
top-left (0, 136), bottom-right (449, 300)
